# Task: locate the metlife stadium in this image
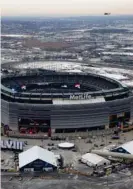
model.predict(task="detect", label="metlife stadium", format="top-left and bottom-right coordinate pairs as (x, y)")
top-left (1, 61), bottom-right (133, 134)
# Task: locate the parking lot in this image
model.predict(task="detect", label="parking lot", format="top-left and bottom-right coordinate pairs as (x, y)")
top-left (1, 129), bottom-right (133, 170)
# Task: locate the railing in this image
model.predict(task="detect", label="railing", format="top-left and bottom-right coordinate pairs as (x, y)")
top-left (1, 84), bottom-right (129, 101)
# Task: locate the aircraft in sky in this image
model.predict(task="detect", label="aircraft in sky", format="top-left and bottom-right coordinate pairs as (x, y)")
top-left (104, 13), bottom-right (111, 15)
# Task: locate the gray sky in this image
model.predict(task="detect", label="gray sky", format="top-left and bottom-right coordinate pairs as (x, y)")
top-left (1, 0), bottom-right (133, 17)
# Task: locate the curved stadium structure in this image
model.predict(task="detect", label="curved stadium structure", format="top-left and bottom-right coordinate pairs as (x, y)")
top-left (1, 62), bottom-right (133, 133)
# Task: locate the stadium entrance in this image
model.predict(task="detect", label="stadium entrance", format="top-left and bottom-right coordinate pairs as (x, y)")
top-left (55, 126), bottom-right (105, 133)
top-left (109, 112), bottom-right (130, 128)
top-left (18, 118), bottom-right (51, 135)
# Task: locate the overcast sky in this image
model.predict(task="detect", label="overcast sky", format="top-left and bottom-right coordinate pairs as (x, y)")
top-left (1, 0), bottom-right (133, 17)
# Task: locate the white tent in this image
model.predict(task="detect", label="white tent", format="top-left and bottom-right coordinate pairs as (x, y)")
top-left (120, 141), bottom-right (133, 154)
top-left (81, 153), bottom-right (110, 167)
top-left (112, 141), bottom-right (133, 155)
top-left (19, 146), bottom-right (57, 169)
top-left (58, 142), bottom-right (74, 149)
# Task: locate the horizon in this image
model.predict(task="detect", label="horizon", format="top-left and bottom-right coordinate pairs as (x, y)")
top-left (1, 0), bottom-right (133, 17)
top-left (2, 14), bottom-right (133, 20)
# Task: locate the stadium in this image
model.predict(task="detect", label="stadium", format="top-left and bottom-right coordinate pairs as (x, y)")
top-left (1, 61), bottom-right (133, 134)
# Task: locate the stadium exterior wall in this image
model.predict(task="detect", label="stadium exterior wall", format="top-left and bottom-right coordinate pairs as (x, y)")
top-left (1, 96), bottom-right (133, 130)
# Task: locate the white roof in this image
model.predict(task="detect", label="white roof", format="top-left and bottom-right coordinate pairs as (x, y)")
top-left (81, 153), bottom-right (110, 166)
top-left (19, 146), bottom-right (57, 168)
top-left (119, 141), bottom-right (133, 154)
top-left (58, 142), bottom-right (74, 148)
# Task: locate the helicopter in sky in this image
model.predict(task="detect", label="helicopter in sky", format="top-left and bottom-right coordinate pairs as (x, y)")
top-left (104, 13), bottom-right (111, 15)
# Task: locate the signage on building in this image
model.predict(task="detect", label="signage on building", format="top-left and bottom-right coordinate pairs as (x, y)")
top-left (69, 93), bottom-right (92, 100)
top-left (0, 140), bottom-right (24, 151)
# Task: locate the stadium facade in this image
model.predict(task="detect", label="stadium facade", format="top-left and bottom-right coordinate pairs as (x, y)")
top-left (1, 64), bottom-right (133, 134)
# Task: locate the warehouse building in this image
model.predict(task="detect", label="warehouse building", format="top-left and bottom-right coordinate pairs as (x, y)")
top-left (19, 146), bottom-right (57, 172)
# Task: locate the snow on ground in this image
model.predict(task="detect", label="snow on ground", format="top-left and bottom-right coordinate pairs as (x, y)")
top-left (14, 61), bottom-right (83, 71)
top-left (84, 67), bottom-right (128, 80)
top-left (1, 34), bottom-right (31, 38)
top-left (84, 66), bottom-right (133, 87)
top-left (67, 69), bottom-right (82, 73)
top-left (121, 47), bottom-right (133, 50)
top-left (103, 52), bottom-right (133, 56)
top-left (121, 80), bottom-right (133, 87)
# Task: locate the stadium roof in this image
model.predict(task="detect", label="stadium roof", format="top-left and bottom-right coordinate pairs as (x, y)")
top-left (19, 146), bottom-right (57, 168)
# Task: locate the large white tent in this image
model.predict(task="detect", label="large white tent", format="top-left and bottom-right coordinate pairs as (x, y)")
top-left (19, 146), bottom-right (57, 169)
top-left (81, 153), bottom-right (110, 167)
